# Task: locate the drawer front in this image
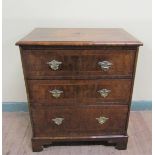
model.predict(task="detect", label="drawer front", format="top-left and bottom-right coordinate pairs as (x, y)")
top-left (22, 49), bottom-right (135, 78)
top-left (28, 79), bottom-right (132, 105)
top-left (32, 105), bottom-right (128, 137)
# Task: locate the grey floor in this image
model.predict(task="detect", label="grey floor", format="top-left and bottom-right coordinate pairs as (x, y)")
top-left (3, 111), bottom-right (151, 155)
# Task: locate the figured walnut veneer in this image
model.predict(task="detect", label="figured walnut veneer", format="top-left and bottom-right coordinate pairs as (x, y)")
top-left (16, 28), bottom-right (142, 152)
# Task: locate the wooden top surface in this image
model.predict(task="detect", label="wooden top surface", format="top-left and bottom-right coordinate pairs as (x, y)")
top-left (16, 28), bottom-right (142, 46)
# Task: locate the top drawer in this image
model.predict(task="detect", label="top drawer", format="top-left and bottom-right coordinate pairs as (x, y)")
top-left (21, 49), bottom-right (136, 79)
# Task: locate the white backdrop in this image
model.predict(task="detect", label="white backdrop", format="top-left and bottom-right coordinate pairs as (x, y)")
top-left (2, 0), bottom-right (152, 102)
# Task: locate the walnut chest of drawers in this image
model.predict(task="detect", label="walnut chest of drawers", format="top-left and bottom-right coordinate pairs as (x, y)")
top-left (16, 28), bottom-right (142, 152)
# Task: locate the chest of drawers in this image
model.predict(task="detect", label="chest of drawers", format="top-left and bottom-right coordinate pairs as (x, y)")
top-left (16, 28), bottom-right (142, 152)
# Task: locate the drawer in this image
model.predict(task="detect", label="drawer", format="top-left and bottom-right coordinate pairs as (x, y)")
top-left (32, 105), bottom-right (128, 137)
top-left (22, 49), bottom-right (135, 79)
top-left (28, 79), bottom-right (132, 105)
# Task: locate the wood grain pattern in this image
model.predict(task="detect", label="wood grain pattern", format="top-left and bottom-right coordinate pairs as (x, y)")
top-left (2, 112), bottom-right (151, 155)
top-left (27, 79), bottom-right (132, 105)
top-left (16, 28), bottom-right (143, 152)
top-left (21, 49), bottom-right (136, 79)
top-left (31, 105), bottom-right (128, 137)
top-left (16, 28), bottom-right (142, 46)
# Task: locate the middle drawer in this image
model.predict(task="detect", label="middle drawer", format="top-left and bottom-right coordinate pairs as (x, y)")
top-left (28, 79), bottom-right (132, 106)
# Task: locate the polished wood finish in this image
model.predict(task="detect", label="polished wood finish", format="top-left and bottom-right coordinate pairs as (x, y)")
top-left (28, 79), bottom-right (132, 105)
top-left (16, 28), bottom-right (142, 152)
top-left (31, 105), bottom-right (128, 137)
top-left (16, 28), bottom-right (142, 46)
top-left (21, 49), bottom-right (136, 79)
top-left (3, 112), bottom-right (151, 155)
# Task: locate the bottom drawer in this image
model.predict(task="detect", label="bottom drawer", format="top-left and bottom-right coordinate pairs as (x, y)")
top-left (31, 105), bottom-right (128, 137)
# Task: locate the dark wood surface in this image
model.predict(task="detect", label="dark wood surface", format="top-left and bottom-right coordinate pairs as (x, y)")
top-left (16, 28), bottom-right (142, 46)
top-left (21, 48), bottom-right (136, 79)
top-left (28, 79), bottom-right (132, 105)
top-left (31, 105), bottom-right (128, 137)
top-left (32, 135), bottom-right (128, 151)
top-left (17, 28), bottom-right (142, 152)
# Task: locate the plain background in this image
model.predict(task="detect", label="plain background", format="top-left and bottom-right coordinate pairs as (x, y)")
top-left (2, 0), bottom-right (152, 102)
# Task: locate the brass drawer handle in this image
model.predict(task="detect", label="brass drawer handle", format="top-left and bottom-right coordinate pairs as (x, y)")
top-left (98, 61), bottom-right (112, 71)
top-left (52, 117), bottom-right (64, 125)
top-left (47, 60), bottom-right (62, 70)
top-left (49, 89), bottom-right (63, 98)
top-left (98, 89), bottom-right (111, 98)
top-left (96, 116), bottom-right (109, 124)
